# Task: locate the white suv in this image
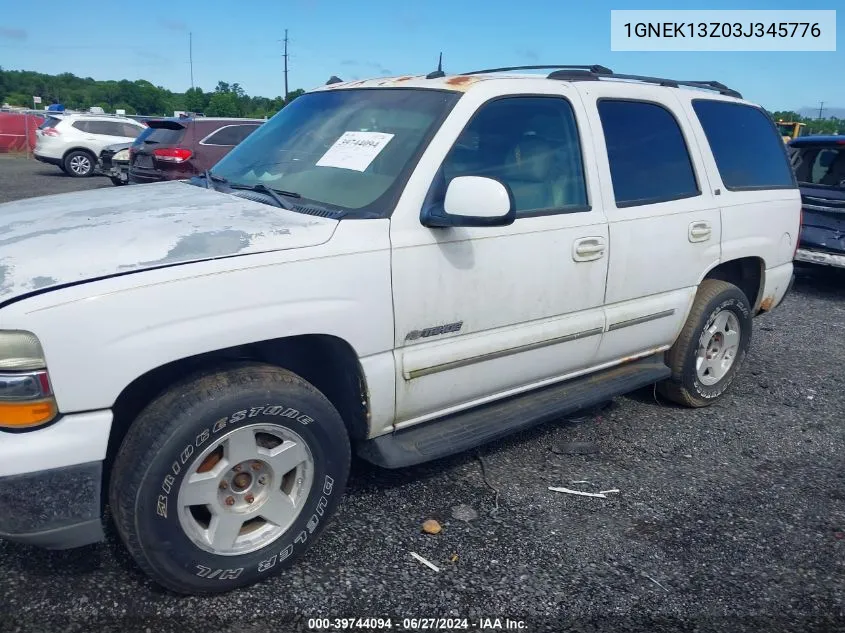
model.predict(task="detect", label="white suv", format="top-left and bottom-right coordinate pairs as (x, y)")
top-left (0, 65), bottom-right (800, 595)
top-left (34, 113), bottom-right (146, 177)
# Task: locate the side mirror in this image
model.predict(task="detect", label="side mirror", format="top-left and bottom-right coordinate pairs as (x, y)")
top-left (421, 176), bottom-right (516, 228)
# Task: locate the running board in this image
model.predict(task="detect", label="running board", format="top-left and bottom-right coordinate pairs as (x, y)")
top-left (356, 354), bottom-right (671, 469)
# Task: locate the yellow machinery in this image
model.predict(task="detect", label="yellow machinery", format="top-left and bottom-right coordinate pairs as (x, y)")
top-left (776, 120), bottom-right (806, 143)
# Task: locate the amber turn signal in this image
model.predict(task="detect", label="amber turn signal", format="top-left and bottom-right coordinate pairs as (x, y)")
top-left (0, 398), bottom-right (58, 429)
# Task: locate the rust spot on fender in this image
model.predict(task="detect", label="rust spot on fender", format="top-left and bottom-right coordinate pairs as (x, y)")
top-left (760, 295), bottom-right (775, 311)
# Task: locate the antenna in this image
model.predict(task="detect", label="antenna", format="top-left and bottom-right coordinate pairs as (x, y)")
top-left (426, 52), bottom-right (445, 79)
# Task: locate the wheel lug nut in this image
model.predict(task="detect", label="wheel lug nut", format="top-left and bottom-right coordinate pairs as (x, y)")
top-left (225, 496), bottom-right (235, 506)
top-left (233, 464), bottom-right (242, 473)
top-left (219, 480), bottom-right (228, 490)
top-left (245, 494), bottom-right (255, 504)
top-left (251, 461), bottom-right (262, 471)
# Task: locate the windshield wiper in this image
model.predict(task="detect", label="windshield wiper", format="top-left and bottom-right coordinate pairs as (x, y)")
top-left (201, 170), bottom-right (227, 190)
top-left (228, 182), bottom-right (301, 210)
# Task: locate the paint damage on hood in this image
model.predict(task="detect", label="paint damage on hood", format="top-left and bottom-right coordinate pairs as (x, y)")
top-left (0, 180), bottom-right (339, 304)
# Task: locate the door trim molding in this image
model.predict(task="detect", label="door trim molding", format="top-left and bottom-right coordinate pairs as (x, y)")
top-left (406, 326), bottom-right (604, 380)
top-left (607, 309), bottom-right (676, 332)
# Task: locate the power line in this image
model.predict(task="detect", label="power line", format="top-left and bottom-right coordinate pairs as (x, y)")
top-left (189, 32), bottom-right (194, 91)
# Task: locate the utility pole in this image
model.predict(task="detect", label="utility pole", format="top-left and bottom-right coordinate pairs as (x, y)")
top-left (283, 29), bottom-right (289, 102)
top-left (189, 32), bottom-right (194, 91)
top-left (818, 101), bottom-right (825, 120)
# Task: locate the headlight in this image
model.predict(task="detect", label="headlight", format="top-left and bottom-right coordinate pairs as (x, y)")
top-left (0, 330), bottom-right (46, 370)
top-left (0, 331), bottom-right (57, 429)
top-left (113, 149), bottom-right (130, 161)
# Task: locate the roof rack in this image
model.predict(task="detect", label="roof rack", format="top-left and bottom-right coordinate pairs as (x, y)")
top-left (461, 64), bottom-right (613, 76)
top-left (458, 64), bottom-right (741, 98)
top-left (544, 68), bottom-right (742, 98)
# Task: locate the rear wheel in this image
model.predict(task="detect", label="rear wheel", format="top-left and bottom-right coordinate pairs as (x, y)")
top-left (109, 363), bottom-right (351, 595)
top-left (658, 279), bottom-right (753, 407)
top-left (63, 150), bottom-right (95, 177)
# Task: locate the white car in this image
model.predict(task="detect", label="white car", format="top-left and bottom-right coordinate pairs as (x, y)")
top-left (0, 65), bottom-right (800, 595)
top-left (34, 113), bottom-right (147, 177)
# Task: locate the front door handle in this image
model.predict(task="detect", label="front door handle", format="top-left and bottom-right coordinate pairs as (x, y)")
top-left (573, 236), bottom-right (606, 262)
top-left (689, 221), bottom-right (712, 243)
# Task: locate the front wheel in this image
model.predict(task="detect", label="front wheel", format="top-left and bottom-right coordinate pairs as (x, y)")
top-left (109, 363), bottom-right (351, 594)
top-left (658, 279), bottom-right (753, 407)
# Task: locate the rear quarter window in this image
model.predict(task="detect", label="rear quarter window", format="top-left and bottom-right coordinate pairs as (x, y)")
top-left (692, 100), bottom-right (796, 191)
top-left (202, 124), bottom-right (261, 146)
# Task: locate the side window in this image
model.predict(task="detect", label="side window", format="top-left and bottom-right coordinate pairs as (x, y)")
top-left (122, 123), bottom-right (143, 138)
top-left (438, 96), bottom-right (588, 217)
top-left (203, 124), bottom-right (260, 146)
top-left (72, 121), bottom-right (90, 133)
top-left (692, 100), bottom-right (795, 190)
top-left (598, 100), bottom-right (699, 207)
top-left (83, 121), bottom-right (114, 136)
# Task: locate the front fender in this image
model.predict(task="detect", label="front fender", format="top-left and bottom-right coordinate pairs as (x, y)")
top-left (0, 223), bottom-right (394, 414)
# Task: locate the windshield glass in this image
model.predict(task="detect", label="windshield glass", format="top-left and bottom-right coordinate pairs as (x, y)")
top-left (791, 146), bottom-right (845, 188)
top-left (211, 88), bottom-right (459, 215)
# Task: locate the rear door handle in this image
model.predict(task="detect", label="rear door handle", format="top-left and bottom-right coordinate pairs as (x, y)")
top-left (573, 236), bottom-right (606, 262)
top-left (689, 221), bottom-right (712, 243)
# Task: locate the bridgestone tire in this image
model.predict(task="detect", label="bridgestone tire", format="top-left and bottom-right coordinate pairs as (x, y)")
top-left (109, 363), bottom-right (351, 595)
top-left (658, 279), bottom-right (753, 408)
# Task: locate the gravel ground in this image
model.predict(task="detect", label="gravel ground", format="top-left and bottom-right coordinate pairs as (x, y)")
top-left (0, 156), bottom-right (843, 633)
top-left (0, 153), bottom-right (110, 203)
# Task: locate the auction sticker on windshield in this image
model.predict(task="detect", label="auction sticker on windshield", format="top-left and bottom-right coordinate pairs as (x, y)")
top-left (316, 131), bottom-right (394, 172)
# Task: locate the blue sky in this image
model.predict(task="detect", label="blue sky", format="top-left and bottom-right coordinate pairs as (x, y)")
top-left (0, 0), bottom-right (842, 111)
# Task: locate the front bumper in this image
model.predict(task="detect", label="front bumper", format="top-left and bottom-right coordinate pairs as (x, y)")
top-left (0, 462), bottom-right (104, 549)
top-left (0, 410), bottom-right (112, 549)
top-left (795, 248), bottom-right (845, 269)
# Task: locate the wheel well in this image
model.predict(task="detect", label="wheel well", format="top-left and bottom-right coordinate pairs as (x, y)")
top-left (703, 257), bottom-right (764, 310)
top-left (105, 334), bottom-right (369, 489)
top-left (62, 147), bottom-right (96, 161)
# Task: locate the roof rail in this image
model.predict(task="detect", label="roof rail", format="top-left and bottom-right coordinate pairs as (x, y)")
top-left (546, 68), bottom-right (742, 98)
top-left (461, 64), bottom-right (613, 76)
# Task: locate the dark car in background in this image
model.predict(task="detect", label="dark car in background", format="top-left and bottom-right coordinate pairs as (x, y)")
top-left (788, 136), bottom-right (845, 269)
top-left (128, 117), bottom-right (263, 184)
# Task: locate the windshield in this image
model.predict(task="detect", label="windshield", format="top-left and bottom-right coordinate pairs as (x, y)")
top-left (211, 88), bottom-right (459, 215)
top-left (790, 145), bottom-right (845, 188)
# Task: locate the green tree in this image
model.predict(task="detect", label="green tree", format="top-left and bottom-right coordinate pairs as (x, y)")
top-left (184, 87), bottom-right (207, 113)
top-left (206, 91), bottom-right (239, 117)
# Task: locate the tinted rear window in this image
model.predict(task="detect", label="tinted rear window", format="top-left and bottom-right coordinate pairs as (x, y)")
top-left (135, 123), bottom-right (186, 145)
top-left (598, 99), bottom-right (699, 207)
top-left (40, 116), bottom-right (62, 129)
top-left (692, 100), bottom-right (795, 191)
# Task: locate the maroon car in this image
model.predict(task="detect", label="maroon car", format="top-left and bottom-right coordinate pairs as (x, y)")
top-left (128, 116), bottom-right (263, 183)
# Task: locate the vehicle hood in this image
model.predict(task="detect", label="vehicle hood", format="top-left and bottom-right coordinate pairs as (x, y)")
top-left (0, 180), bottom-right (339, 304)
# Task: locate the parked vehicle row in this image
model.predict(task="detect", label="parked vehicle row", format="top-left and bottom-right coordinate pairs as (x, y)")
top-left (33, 112), bottom-right (262, 184)
top-left (0, 65), bottom-right (801, 595)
